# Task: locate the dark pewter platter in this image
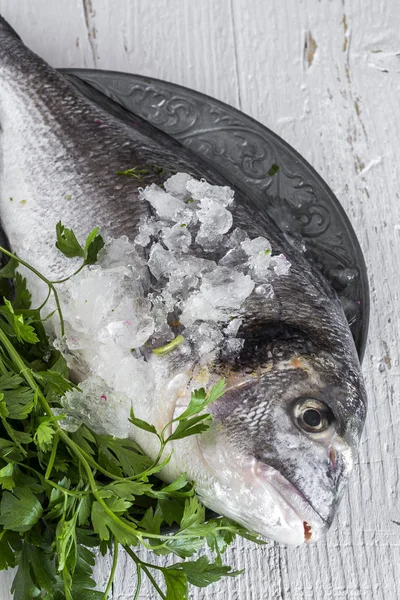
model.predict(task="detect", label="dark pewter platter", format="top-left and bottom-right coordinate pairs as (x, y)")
top-left (62, 69), bottom-right (369, 361)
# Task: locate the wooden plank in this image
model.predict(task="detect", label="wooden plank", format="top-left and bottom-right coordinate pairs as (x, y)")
top-left (0, 0), bottom-right (399, 598)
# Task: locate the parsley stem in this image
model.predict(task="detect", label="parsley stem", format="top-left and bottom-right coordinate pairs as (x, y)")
top-left (45, 430), bottom-right (59, 479)
top-left (103, 536), bottom-right (119, 600)
top-left (50, 262), bottom-right (86, 285)
top-left (16, 461), bottom-right (88, 497)
top-left (36, 286), bottom-right (51, 312)
top-left (123, 546), bottom-right (167, 600)
top-left (0, 246), bottom-right (65, 336)
top-left (71, 444), bottom-right (125, 481)
top-left (133, 563), bottom-right (142, 600)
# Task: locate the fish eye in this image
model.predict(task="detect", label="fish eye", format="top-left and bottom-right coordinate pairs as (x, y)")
top-left (294, 399), bottom-right (333, 434)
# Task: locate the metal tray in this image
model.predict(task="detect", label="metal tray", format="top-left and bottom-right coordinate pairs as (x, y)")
top-left (62, 69), bottom-right (369, 361)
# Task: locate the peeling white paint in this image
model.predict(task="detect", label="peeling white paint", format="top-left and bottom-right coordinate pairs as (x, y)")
top-left (0, 0), bottom-right (399, 598)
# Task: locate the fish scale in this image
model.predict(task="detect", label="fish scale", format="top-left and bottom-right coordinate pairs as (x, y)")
top-left (0, 15), bottom-right (367, 546)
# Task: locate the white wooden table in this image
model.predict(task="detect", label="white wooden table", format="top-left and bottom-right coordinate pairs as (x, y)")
top-left (0, 1), bottom-right (399, 598)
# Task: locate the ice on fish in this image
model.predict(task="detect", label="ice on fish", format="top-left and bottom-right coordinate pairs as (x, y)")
top-left (180, 293), bottom-right (231, 326)
top-left (113, 356), bottom-right (154, 401)
top-left (196, 198), bottom-right (233, 250)
top-left (134, 217), bottom-right (160, 247)
top-left (271, 254), bottom-right (291, 276)
top-left (240, 236), bottom-right (273, 280)
top-left (140, 184), bottom-right (192, 224)
top-left (62, 266), bottom-right (144, 333)
top-left (176, 255), bottom-right (217, 279)
top-left (150, 322), bottom-right (175, 347)
top-left (224, 318), bottom-right (243, 337)
top-left (162, 223), bottom-right (192, 252)
top-left (100, 235), bottom-right (144, 269)
top-left (224, 227), bottom-right (249, 249)
top-left (148, 243), bottom-right (178, 280)
top-left (218, 246), bottom-right (248, 271)
top-left (106, 316), bottom-right (155, 350)
top-left (186, 178), bottom-right (234, 207)
top-left (63, 375), bottom-right (132, 438)
top-left (241, 236), bottom-right (272, 257)
top-left (164, 172), bottom-right (192, 201)
top-left (187, 322), bottom-right (224, 355)
top-left (255, 283), bottom-right (275, 299)
top-left (56, 174), bottom-right (286, 441)
top-left (200, 266), bottom-right (254, 310)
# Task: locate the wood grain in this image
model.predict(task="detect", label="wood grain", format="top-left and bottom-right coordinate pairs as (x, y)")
top-left (0, 0), bottom-right (398, 598)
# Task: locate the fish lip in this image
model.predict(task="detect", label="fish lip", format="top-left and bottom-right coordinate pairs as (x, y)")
top-left (196, 430), bottom-right (329, 543)
top-left (253, 461), bottom-right (329, 541)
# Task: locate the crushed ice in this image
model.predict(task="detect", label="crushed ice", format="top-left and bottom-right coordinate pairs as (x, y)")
top-left (56, 174), bottom-right (290, 436)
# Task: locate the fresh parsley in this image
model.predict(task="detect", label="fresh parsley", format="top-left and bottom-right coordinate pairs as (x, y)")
top-left (0, 224), bottom-right (264, 600)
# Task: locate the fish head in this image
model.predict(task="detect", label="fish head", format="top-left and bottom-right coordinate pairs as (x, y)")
top-left (180, 348), bottom-right (366, 546)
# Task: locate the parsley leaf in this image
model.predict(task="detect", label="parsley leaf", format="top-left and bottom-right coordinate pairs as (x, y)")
top-left (84, 233), bottom-right (105, 266)
top-left (0, 256), bottom-right (18, 279)
top-left (91, 501), bottom-right (138, 546)
top-left (164, 568), bottom-right (188, 599)
top-left (178, 556), bottom-right (243, 587)
top-left (129, 408), bottom-right (159, 435)
top-left (56, 221), bottom-right (85, 259)
top-left (34, 418), bottom-right (56, 451)
top-left (2, 299), bottom-right (39, 344)
top-left (0, 462), bottom-right (15, 490)
top-left (0, 487), bottom-right (43, 532)
top-left (14, 272), bottom-right (32, 309)
top-left (0, 224), bottom-right (252, 600)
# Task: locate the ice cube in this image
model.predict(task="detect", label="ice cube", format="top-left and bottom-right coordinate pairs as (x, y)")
top-left (114, 355), bottom-right (154, 402)
top-left (162, 223), bottom-right (192, 252)
top-left (241, 236), bottom-right (272, 257)
top-left (248, 252), bottom-right (272, 280)
top-left (219, 246), bottom-right (248, 270)
top-left (271, 254), bottom-right (291, 276)
top-left (180, 292), bottom-right (231, 326)
top-left (100, 235), bottom-right (143, 269)
top-left (196, 198), bottom-right (233, 249)
top-left (167, 274), bottom-right (199, 299)
top-left (106, 316), bottom-right (155, 349)
top-left (187, 322), bottom-right (224, 355)
top-left (255, 283), bottom-right (275, 298)
top-left (82, 336), bottom-right (126, 386)
top-left (62, 268), bottom-right (129, 332)
top-left (140, 184), bottom-right (188, 223)
top-left (186, 178), bottom-right (234, 207)
top-left (161, 289), bottom-right (176, 313)
top-left (224, 228), bottom-right (250, 249)
top-left (176, 255), bottom-right (217, 279)
top-left (224, 317), bottom-right (243, 337)
top-left (63, 375), bottom-right (132, 438)
top-left (164, 172), bottom-right (192, 201)
top-left (148, 243), bottom-right (178, 279)
top-left (200, 267), bottom-right (254, 310)
top-left (52, 408), bottom-right (82, 433)
top-left (241, 236), bottom-right (273, 280)
top-left (134, 217), bottom-right (160, 247)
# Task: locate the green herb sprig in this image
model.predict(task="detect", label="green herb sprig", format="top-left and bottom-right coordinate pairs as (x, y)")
top-left (0, 224), bottom-right (265, 600)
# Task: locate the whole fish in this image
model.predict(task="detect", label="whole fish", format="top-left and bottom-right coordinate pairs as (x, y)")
top-left (0, 16), bottom-right (367, 546)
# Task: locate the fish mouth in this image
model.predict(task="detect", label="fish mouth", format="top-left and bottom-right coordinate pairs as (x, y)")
top-left (196, 435), bottom-right (328, 545)
top-left (253, 461), bottom-right (329, 543)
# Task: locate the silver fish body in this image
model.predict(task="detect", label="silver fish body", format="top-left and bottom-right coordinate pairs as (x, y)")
top-left (0, 17), bottom-right (367, 545)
